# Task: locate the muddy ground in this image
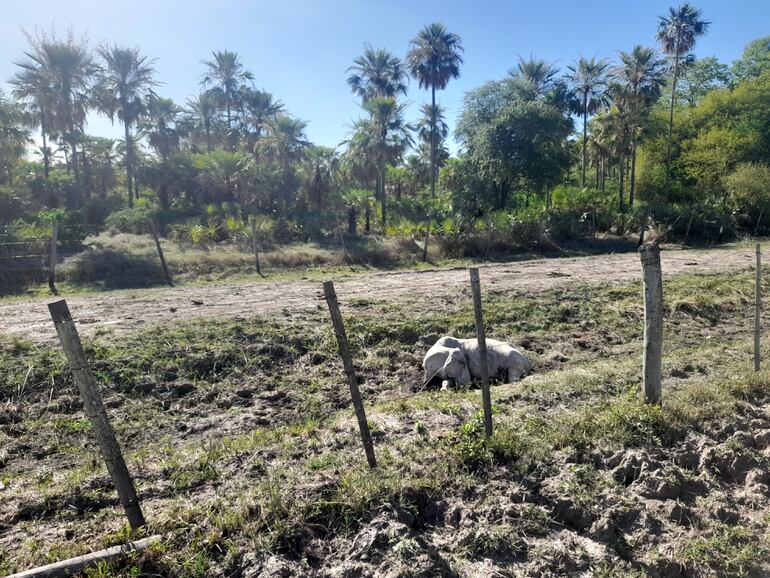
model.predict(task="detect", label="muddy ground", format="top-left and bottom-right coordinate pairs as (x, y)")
top-left (2, 246), bottom-right (770, 577)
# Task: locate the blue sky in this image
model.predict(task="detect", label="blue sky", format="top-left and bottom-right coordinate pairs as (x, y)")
top-left (2, 0), bottom-right (768, 151)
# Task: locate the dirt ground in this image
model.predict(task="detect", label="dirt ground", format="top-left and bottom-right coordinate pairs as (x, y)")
top-left (0, 244), bottom-right (754, 342)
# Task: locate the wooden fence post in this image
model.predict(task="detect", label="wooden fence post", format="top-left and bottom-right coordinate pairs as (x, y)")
top-left (47, 300), bottom-right (146, 529)
top-left (755, 243), bottom-right (762, 371)
top-left (48, 221), bottom-right (59, 295)
top-left (323, 281), bottom-right (377, 468)
top-left (251, 217), bottom-right (263, 277)
top-left (469, 268), bottom-right (493, 437)
top-left (422, 221), bottom-right (430, 263)
top-left (639, 244), bottom-right (663, 404)
top-left (150, 223), bottom-right (173, 286)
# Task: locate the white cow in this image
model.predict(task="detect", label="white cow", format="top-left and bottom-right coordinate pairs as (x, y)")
top-left (422, 343), bottom-right (471, 389)
top-left (435, 335), bottom-right (532, 383)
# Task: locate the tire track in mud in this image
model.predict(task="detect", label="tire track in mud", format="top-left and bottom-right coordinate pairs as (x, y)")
top-left (0, 245), bottom-right (755, 342)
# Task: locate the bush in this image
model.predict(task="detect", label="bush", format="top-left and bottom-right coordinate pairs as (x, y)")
top-left (104, 206), bottom-right (155, 234)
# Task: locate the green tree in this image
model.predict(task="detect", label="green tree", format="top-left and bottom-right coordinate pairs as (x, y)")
top-left (406, 23), bottom-right (464, 198)
top-left (732, 36), bottom-right (770, 82)
top-left (185, 91), bottom-right (220, 153)
top-left (565, 56), bottom-right (610, 186)
top-left (96, 45), bottom-right (157, 207)
top-left (259, 115), bottom-right (310, 208)
top-left (0, 90), bottom-right (31, 185)
top-left (657, 3), bottom-right (710, 188)
top-left (674, 56), bottom-right (732, 106)
top-left (142, 96), bottom-right (183, 160)
top-left (238, 87), bottom-right (284, 156)
top-left (202, 50), bottom-right (254, 150)
top-left (20, 30), bottom-right (96, 184)
top-left (613, 46), bottom-right (666, 205)
top-left (511, 56), bottom-right (558, 98)
top-left (305, 145), bottom-right (341, 209)
top-left (347, 45), bottom-right (408, 103)
top-left (11, 55), bottom-right (57, 178)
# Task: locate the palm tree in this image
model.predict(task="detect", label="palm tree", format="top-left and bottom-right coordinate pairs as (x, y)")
top-left (142, 96), bottom-right (183, 160)
top-left (416, 103), bottom-right (449, 185)
top-left (202, 50), bottom-right (254, 150)
top-left (565, 56), bottom-right (610, 187)
top-left (238, 87), bottom-right (284, 156)
top-left (260, 115), bottom-right (310, 207)
top-left (613, 46), bottom-right (666, 205)
top-left (11, 59), bottom-right (56, 178)
top-left (406, 23), bottom-right (464, 198)
top-left (96, 45), bottom-right (156, 207)
top-left (512, 56), bottom-right (559, 97)
top-left (347, 45), bottom-right (408, 103)
top-left (657, 3), bottom-right (710, 188)
top-left (305, 146), bottom-right (340, 208)
top-left (19, 30), bottom-right (96, 183)
top-left (186, 91), bottom-right (219, 153)
top-left (0, 90), bottom-right (31, 185)
top-left (357, 97), bottom-right (413, 228)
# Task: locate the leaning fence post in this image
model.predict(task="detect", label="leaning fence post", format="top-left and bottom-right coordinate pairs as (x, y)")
top-left (323, 281), bottom-right (377, 468)
top-left (469, 268), bottom-right (493, 437)
top-left (755, 243), bottom-right (762, 371)
top-left (639, 244), bottom-right (663, 404)
top-left (150, 222), bottom-right (173, 287)
top-left (251, 217), bottom-right (263, 277)
top-left (48, 221), bottom-right (59, 295)
top-left (47, 300), bottom-right (146, 529)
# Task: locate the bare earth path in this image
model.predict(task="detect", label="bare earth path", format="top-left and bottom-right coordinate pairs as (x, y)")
top-left (0, 245), bottom-right (754, 342)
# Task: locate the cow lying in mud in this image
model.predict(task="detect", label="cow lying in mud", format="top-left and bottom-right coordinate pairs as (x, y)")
top-left (422, 335), bottom-right (531, 389)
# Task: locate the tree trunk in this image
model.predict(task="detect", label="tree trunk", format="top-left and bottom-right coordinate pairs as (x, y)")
top-left (618, 157), bottom-right (625, 212)
top-left (124, 119), bottom-right (134, 209)
top-left (348, 207), bottom-right (357, 236)
top-left (581, 95), bottom-right (588, 187)
top-left (430, 85), bottom-right (437, 198)
top-left (630, 142), bottom-right (637, 208)
top-left (664, 36), bottom-right (681, 192)
top-left (365, 202), bottom-right (370, 233)
top-left (379, 160), bottom-right (386, 231)
top-left (41, 127), bottom-right (50, 179)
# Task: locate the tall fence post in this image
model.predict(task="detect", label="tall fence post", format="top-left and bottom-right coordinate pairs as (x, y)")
top-left (755, 243), bottom-right (762, 371)
top-left (639, 244), bottom-right (663, 404)
top-left (323, 281), bottom-right (377, 468)
top-left (47, 300), bottom-right (146, 529)
top-left (150, 222), bottom-right (173, 287)
top-left (48, 221), bottom-right (59, 295)
top-left (469, 268), bottom-right (493, 437)
top-left (251, 217), bottom-right (263, 277)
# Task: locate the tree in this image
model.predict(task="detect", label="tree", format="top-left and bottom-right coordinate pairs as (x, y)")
top-left (357, 97), bottom-right (413, 227)
top-left (416, 102), bottom-right (449, 185)
top-left (464, 99), bottom-right (571, 209)
top-left (186, 92), bottom-right (219, 153)
top-left (142, 96), bottom-right (183, 160)
top-left (657, 3), bottom-right (710, 189)
top-left (732, 36), bottom-right (770, 81)
top-left (347, 45), bottom-right (408, 103)
top-left (11, 55), bottom-right (56, 178)
top-left (259, 115), bottom-right (310, 208)
top-left (406, 23), bottom-right (464, 198)
top-left (202, 50), bottom-right (254, 150)
top-left (0, 90), bottom-right (31, 185)
top-left (673, 56), bottom-right (731, 106)
top-left (565, 56), bottom-right (610, 186)
top-left (511, 56), bottom-right (559, 97)
top-left (305, 145), bottom-right (340, 209)
top-left (19, 30), bottom-right (96, 184)
top-left (96, 44), bottom-right (157, 207)
top-left (238, 87), bottom-right (284, 156)
top-left (613, 46), bottom-right (666, 205)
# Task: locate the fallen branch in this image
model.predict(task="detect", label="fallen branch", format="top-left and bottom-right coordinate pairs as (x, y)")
top-left (7, 535), bottom-right (161, 578)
